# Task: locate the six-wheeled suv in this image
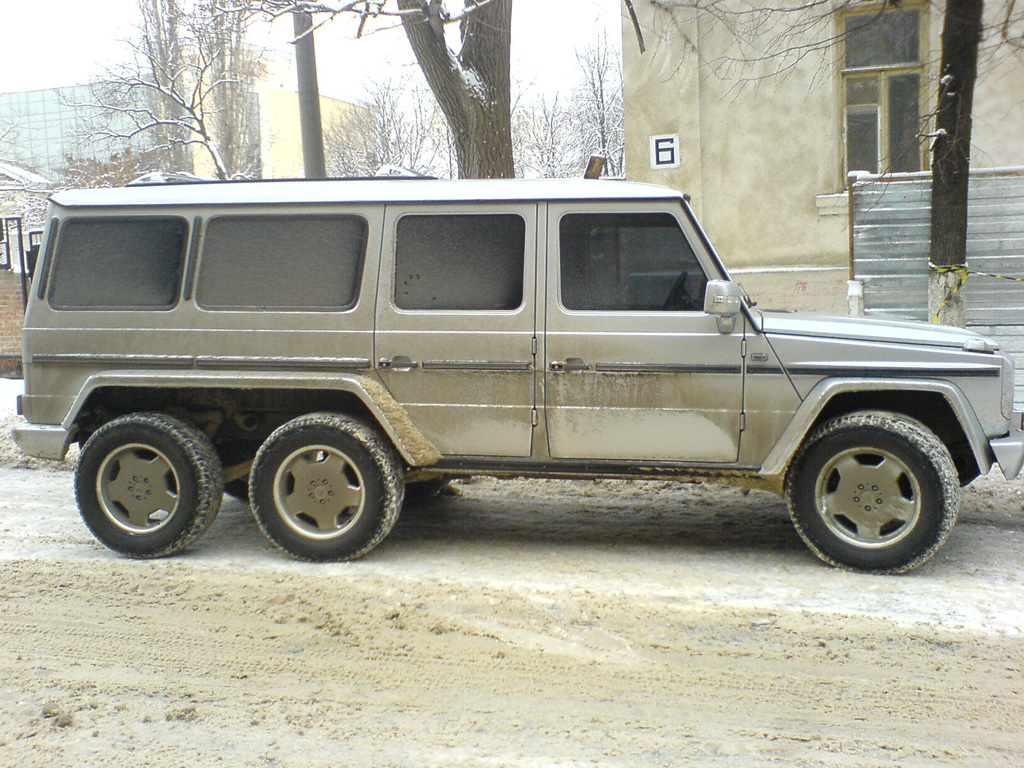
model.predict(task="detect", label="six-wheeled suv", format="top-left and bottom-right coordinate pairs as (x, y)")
top-left (12, 177), bottom-right (1024, 572)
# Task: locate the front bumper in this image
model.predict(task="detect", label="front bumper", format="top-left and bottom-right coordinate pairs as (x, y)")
top-left (11, 423), bottom-right (71, 461)
top-left (991, 411), bottom-right (1024, 480)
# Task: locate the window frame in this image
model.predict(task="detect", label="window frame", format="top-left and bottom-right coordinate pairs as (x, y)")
top-left (840, 4), bottom-right (930, 183)
top-left (47, 214), bottom-right (189, 312)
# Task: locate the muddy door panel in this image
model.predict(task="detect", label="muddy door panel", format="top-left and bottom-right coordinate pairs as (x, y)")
top-left (375, 204), bottom-right (537, 457)
top-left (544, 205), bottom-right (743, 463)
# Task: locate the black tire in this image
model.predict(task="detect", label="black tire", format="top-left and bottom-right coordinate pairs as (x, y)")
top-left (785, 411), bottom-right (960, 573)
top-left (249, 413), bottom-right (404, 561)
top-left (75, 412), bottom-right (224, 558)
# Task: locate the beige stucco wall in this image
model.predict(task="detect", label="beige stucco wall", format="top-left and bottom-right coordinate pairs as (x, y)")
top-left (623, 1), bottom-right (1024, 271)
top-left (188, 51), bottom-right (365, 180)
top-left (257, 87), bottom-right (361, 179)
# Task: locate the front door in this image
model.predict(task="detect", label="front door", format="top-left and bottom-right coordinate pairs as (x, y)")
top-left (544, 204), bottom-right (744, 463)
top-left (375, 204), bottom-right (537, 457)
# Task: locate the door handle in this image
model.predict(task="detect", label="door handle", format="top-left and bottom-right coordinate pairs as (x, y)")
top-left (550, 357), bottom-right (591, 372)
top-left (378, 356), bottom-right (418, 371)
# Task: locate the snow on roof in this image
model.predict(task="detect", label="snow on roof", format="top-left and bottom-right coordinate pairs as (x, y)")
top-left (51, 177), bottom-right (686, 208)
top-left (0, 160), bottom-right (52, 189)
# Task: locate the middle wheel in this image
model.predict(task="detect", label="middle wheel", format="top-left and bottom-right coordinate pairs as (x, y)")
top-left (249, 413), bottom-right (404, 561)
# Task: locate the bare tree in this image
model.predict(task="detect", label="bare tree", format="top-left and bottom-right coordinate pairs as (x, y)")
top-left (514, 34), bottom-right (624, 180)
top-left (324, 77), bottom-right (451, 177)
top-left (928, 0), bottom-right (986, 327)
top-left (61, 150), bottom-right (152, 189)
top-left (573, 34), bottom-right (625, 177)
top-left (93, 0), bottom-right (264, 180)
top-left (244, 0), bottom-right (514, 179)
top-left (515, 94), bottom-right (576, 179)
top-left (136, 0), bottom-right (192, 173)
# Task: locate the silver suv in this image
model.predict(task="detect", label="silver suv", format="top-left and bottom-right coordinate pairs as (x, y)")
top-left (13, 178), bottom-right (1024, 572)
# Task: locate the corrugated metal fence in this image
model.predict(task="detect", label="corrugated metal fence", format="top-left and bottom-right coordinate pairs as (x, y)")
top-left (850, 168), bottom-right (1024, 408)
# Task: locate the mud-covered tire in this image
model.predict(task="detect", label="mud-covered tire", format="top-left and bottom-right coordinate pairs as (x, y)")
top-left (249, 413), bottom-right (404, 561)
top-left (75, 412), bottom-right (224, 558)
top-left (785, 411), bottom-right (960, 573)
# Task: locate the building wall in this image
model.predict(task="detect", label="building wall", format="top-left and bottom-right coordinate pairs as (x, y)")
top-left (257, 88), bottom-right (364, 179)
top-left (623, 1), bottom-right (1024, 271)
top-left (0, 270), bottom-right (23, 377)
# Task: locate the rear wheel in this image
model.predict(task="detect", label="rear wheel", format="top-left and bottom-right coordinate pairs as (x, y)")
top-left (249, 413), bottom-right (404, 561)
top-left (785, 412), bottom-right (959, 573)
top-left (75, 412), bottom-right (224, 558)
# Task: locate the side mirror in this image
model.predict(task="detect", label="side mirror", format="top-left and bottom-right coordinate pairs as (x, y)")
top-left (703, 280), bottom-right (743, 333)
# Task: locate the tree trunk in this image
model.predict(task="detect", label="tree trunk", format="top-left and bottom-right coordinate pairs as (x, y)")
top-left (929, 0), bottom-right (984, 327)
top-left (397, 0), bottom-right (514, 179)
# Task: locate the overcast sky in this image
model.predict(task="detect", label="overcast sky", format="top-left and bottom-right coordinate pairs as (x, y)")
top-left (0, 0), bottom-right (620, 102)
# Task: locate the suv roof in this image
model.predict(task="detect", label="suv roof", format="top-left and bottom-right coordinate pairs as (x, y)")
top-left (50, 178), bottom-right (685, 209)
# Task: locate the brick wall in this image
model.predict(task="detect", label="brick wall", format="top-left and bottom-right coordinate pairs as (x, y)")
top-left (0, 270), bottom-right (24, 377)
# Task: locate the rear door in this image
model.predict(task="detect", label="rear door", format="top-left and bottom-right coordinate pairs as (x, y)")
top-left (543, 202), bottom-right (744, 463)
top-left (374, 203), bottom-right (538, 457)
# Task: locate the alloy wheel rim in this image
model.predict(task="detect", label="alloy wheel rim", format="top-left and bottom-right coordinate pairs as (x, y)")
top-left (272, 445), bottom-right (365, 539)
top-left (96, 443), bottom-right (180, 533)
top-left (814, 446), bottom-right (922, 549)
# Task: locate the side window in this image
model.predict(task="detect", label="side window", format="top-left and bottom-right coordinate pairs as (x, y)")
top-left (559, 212), bottom-right (706, 312)
top-left (394, 214), bottom-right (525, 311)
top-left (49, 217), bottom-right (186, 310)
top-left (196, 214), bottom-right (367, 311)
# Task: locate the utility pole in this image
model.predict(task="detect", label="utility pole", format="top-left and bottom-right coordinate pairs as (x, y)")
top-left (293, 11), bottom-right (327, 179)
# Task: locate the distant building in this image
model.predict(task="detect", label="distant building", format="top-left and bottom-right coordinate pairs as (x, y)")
top-left (0, 52), bottom-right (364, 184)
top-left (0, 85), bottom-right (137, 180)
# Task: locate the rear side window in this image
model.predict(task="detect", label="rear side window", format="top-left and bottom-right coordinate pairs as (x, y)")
top-left (559, 212), bottom-right (706, 312)
top-left (394, 214), bottom-right (525, 311)
top-left (49, 217), bottom-right (187, 310)
top-left (196, 214), bottom-right (367, 311)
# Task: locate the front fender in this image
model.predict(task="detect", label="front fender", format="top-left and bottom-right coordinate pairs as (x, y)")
top-left (758, 378), bottom-right (994, 481)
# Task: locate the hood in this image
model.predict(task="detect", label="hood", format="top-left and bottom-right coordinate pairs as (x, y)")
top-left (757, 310), bottom-right (995, 351)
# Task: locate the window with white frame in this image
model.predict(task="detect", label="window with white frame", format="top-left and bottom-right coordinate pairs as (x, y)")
top-left (842, 6), bottom-right (926, 177)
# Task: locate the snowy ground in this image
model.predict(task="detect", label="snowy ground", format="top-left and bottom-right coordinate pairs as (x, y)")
top-left (1, 383), bottom-right (1023, 766)
top-left (0, 377), bottom-right (22, 413)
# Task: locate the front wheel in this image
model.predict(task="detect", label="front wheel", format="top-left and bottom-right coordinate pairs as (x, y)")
top-left (249, 413), bottom-right (404, 561)
top-left (785, 412), bottom-right (960, 573)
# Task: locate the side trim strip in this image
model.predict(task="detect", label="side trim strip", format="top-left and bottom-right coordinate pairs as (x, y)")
top-left (196, 356), bottom-right (372, 371)
top-left (785, 364), bottom-right (1001, 378)
top-left (420, 360), bottom-right (533, 371)
top-left (33, 353), bottom-right (193, 367)
top-left (32, 353), bottom-right (373, 372)
top-left (594, 362), bottom-right (742, 374)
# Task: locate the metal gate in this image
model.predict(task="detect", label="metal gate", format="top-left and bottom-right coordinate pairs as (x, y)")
top-left (850, 168), bottom-right (1024, 408)
top-left (1, 216), bottom-right (41, 312)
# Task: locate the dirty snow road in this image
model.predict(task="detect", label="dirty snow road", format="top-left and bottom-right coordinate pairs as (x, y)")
top-left (1, 424), bottom-right (1024, 767)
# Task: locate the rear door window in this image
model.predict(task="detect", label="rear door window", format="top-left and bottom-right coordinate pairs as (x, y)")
top-left (393, 214), bottom-right (526, 311)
